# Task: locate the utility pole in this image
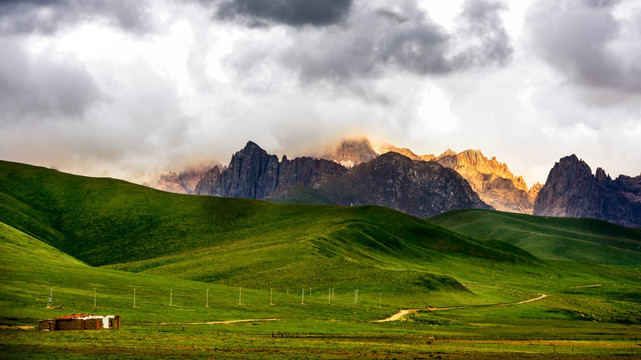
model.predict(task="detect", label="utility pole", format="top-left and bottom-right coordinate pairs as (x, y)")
top-left (239, 287), bottom-right (242, 305)
top-left (301, 288), bottom-right (305, 304)
top-left (354, 289), bottom-right (359, 306)
top-left (206, 289), bottom-right (209, 307)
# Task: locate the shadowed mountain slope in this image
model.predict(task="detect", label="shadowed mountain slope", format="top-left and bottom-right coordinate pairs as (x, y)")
top-left (428, 209), bottom-right (641, 265)
top-left (534, 155), bottom-right (641, 227)
top-left (284, 152), bottom-right (493, 218)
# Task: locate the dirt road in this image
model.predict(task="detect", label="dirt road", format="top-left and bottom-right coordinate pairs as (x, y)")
top-left (144, 318), bottom-right (281, 326)
top-left (376, 294), bottom-right (549, 322)
top-left (427, 294), bottom-right (549, 311)
top-left (373, 309), bottom-right (418, 322)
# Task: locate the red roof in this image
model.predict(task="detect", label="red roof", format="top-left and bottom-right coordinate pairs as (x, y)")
top-left (55, 313), bottom-right (93, 320)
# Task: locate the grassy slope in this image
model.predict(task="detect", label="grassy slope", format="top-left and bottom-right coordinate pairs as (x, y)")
top-left (428, 209), bottom-right (641, 265)
top-left (266, 183), bottom-right (336, 205)
top-left (1, 220), bottom-right (640, 360)
top-left (1, 162), bottom-right (641, 359)
top-left (0, 220), bottom-right (402, 325)
top-left (0, 160), bottom-right (535, 295)
top-left (2, 218), bottom-right (639, 327)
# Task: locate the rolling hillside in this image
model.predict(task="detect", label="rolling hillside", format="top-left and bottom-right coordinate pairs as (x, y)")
top-left (0, 160), bottom-right (534, 294)
top-left (0, 220), bottom-right (392, 325)
top-left (428, 209), bottom-right (641, 265)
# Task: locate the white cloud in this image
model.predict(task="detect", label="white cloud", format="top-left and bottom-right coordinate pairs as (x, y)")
top-left (416, 84), bottom-right (461, 136)
top-left (0, 0), bottom-right (640, 188)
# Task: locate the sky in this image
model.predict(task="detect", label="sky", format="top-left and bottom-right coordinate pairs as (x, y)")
top-left (1, 0), bottom-right (640, 187)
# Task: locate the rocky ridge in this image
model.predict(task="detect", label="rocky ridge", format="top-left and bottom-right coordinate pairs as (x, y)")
top-left (337, 139), bottom-right (538, 214)
top-left (534, 155), bottom-right (641, 227)
top-left (309, 152), bottom-right (492, 217)
top-left (195, 141), bottom-right (491, 218)
top-left (150, 137), bottom-right (538, 215)
top-left (323, 138), bottom-right (378, 167)
top-left (195, 141), bottom-right (347, 198)
top-left (150, 166), bottom-right (211, 194)
top-left (374, 143), bottom-right (435, 161)
top-left (432, 149), bottom-right (537, 214)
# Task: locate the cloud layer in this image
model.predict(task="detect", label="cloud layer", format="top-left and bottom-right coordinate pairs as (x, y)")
top-left (526, 0), bottom-right (641, 95)
top-left (216, 0), bottom-right (353, 27)
top-left (0, 38), bottom-right (102, 121)
top-left (0, 0), bottom-right (151, 34)
top-left (0, 0), bottom-right (640, 186)
top-left (226, 0), bottom-right (513, 84)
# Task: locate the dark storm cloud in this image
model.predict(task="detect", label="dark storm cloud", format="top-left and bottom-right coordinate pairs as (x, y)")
top-left (526, 0), bottom-right (641, 93)
top-left (0, 38), bottom-right (102, 121)
top-left (215, 0), bottom-right (353, 27)
top-left (227, 0), bottom-right (512, 85)
top-left (280, 6), bottom-right (450, 80)
top-left (0, 0), bottom-right (150, 35)
top-left (452, 0), bottom-right (512, 69)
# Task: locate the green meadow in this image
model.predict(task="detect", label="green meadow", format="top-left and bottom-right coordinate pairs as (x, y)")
top-left (1, 160), bottom-right (640, 359)
top-left (429, 209), bottom-right (641, 265)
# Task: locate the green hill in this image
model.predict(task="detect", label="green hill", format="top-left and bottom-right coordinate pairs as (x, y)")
top-left (428, 209), bottom-right (641, 265)
top-left (0, 220), bottom-right (397, 326)
top-left (0, 160), bottom-right (537, 294)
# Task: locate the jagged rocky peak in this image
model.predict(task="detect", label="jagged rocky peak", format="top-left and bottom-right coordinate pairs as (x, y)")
top-left (555, 154), bottom-right (592, 179)
top-left (513, 176), bottom-right (528, 193)
top-left (196, 141), bottom-right (347, 199)
top-left (150, 164), bottom-right (213, 194)
top-left (439, 149), bottom-right (457, 157)
top-left (534, 154), bottom-right (601, 219)
top-left (534, 154), bottom-right (641, 227)
top-left (235, 141), bottom-right (272, 162)
top-left (528, 182), bottom-right (543, 200)
top-left (436, 149), bottom-right (519, 187)
top-left (155, 172), bottom-right (185, 194)
top-left (595, 167), bottom-right (613, 186)
top-left (374, 143), bottom-right (435, 161)
top-left (326, 138), bottom-right (378, 167)
top-left (194, 165), bottom-right (221, 196)
top-left (432, 149), bottom-right (535, 214)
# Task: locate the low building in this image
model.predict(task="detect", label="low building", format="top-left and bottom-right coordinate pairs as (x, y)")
top-left (38, 314), bottom-right (120, 331)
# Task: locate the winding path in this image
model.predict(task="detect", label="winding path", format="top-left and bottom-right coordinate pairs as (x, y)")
top-left (144, 318), bottom-right (281, 326)
top-left (373, 309), bottom-right (418, 322)
top-left (376, 294), bottom-right (549, 322)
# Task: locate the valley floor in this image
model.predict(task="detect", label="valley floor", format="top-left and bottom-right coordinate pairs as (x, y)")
top-left (1, 321), bottom-right (640, 360)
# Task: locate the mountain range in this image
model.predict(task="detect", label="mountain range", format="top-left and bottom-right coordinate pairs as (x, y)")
top-left (150, 138), bottom-right (640, 227)
top-left (194, 141), bottom-right (489, 218)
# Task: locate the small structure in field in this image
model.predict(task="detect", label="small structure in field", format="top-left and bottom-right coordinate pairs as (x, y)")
top-left (38, 313), bottom-right (120, 331)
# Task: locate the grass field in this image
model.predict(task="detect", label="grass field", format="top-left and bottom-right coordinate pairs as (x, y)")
top-left (428, 209), bottom-right (641, 265)
top-left (1, 161), bottom-right (641, 359)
